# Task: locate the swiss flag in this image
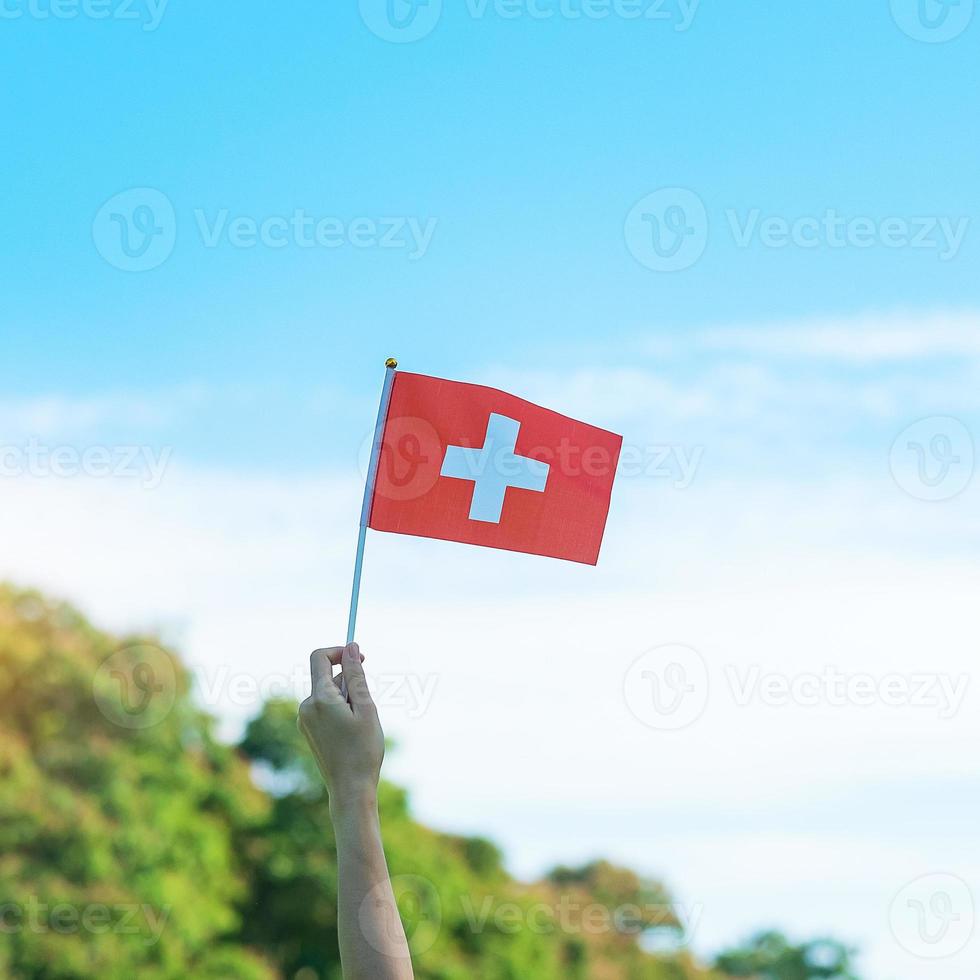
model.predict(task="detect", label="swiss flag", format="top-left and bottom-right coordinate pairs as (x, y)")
top-left (367, 372), bottom-right (622, 565)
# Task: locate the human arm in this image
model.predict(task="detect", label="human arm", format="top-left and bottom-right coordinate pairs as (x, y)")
top-left (298, 643), bottom-right (414, 980)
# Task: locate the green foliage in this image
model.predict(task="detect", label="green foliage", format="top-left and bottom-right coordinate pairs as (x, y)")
top-left (238, 698), bottom-right (717, 980)
top-left (0, 584), bottom-right (861, 980)
top-left (714, 931), bottom-right (859, 980)
top-left (0, 585), bottom-right (275, 979)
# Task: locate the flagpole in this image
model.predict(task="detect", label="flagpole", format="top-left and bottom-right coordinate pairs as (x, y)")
top-left (346, 357), bottom-right (398, 648)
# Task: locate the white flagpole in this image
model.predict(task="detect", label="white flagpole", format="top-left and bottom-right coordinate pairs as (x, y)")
top-left (345, 357), bottom-right (398, 648)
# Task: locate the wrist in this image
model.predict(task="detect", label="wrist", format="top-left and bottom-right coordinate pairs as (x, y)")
top-left (329, 781), bottom-right (379, 821)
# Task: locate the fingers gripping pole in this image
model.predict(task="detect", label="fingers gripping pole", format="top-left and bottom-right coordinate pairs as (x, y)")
top-left (345, 358), bottom-right (398, 646)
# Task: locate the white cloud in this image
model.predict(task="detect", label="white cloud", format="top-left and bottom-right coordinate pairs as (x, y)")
top-left (696, 308), bottom-right (980, 362)
top-left (484, 313), bottom-right (980, 450)
top-left (0, 385), bottom-right (207, 440)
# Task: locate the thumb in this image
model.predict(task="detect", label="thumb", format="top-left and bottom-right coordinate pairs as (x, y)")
top-left (310, 647), bottom-right (345, 703)
top-left (342, 642), bottom-right (375, 713)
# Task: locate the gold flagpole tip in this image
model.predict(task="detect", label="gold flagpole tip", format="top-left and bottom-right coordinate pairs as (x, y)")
top-left (385, 357), bottom-right (398, 369)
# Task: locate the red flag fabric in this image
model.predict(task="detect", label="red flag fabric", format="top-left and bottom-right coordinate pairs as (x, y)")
top-left (368, 371), bottom-right (622, 565)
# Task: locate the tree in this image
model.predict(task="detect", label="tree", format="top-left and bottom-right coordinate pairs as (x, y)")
top-left (0, 585), bottom-right (275, 979)
top-left (715, 931), bottom-right (859, 980)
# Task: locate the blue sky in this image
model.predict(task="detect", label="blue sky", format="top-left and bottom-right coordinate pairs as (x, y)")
top-left (3, 0), bottom-right (979, 430)
top-left (2, 3), bottom-right (980, 978)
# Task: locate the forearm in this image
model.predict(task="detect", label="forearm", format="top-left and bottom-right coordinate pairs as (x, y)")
top-left (331, 790), bottom-right (414, 980)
